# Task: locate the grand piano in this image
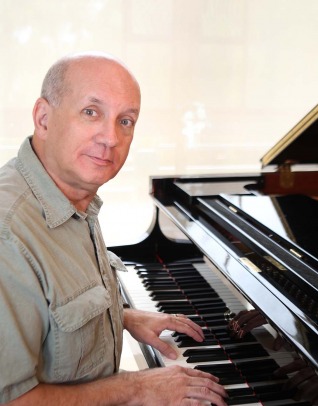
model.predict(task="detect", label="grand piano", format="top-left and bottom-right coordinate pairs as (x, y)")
top-left (111, 104), bottom-right (318, 405)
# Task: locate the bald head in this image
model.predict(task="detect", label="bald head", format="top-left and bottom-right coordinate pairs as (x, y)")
top-left (41, 52), bottom-right (140, 107)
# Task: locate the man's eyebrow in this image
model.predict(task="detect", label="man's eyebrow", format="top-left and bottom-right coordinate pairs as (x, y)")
top-left (123, 108), bottom-right (140, 116)
top-left (88, 96), bottom-right (103, 104)
top-left (87, 97), bottom-right (139, 115)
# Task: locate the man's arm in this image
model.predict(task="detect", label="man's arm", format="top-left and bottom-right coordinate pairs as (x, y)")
top-left (7, 308), bottom-right (227, 406)
top-left (7, 367), bottom-right (228, 406)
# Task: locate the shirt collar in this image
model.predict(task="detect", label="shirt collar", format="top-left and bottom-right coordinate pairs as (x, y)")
top-left (16, 137), bottom-right (103, 228)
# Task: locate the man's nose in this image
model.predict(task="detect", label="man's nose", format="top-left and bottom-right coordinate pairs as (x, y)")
top-left (95, 121), bottom-right (119, 147)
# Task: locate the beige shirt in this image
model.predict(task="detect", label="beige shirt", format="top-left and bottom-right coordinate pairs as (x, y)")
top-left (0, 137), bottom-right (126, 403)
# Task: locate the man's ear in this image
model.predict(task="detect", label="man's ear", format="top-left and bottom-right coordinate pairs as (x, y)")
top-left (32, 98), bottom-right (50, 138)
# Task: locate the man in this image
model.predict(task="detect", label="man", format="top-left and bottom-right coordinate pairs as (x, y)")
top-left (0, 52), bottom-right (228, 405)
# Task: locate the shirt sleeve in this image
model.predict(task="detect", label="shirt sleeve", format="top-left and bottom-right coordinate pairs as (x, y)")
top-left (0, 238), bottom-right (48, 403)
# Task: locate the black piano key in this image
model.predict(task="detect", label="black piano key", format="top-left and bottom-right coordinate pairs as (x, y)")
top-left (192, 296), bottom-right (222, 302)
top-left (182, 288), bottom-right (219, 295)
top-left (157, 301), bottom-right (194, 308)
top-left (226, 344), bottom-right (269, 359)
top-left (263, 402), bottom-right (312, 406)
top-left (144, 281), bottom-right (175, 286)
top-left (187, 316), bottom-right (206, 326)
top-left (167, 265), bottom-right (201, 276)
top-left (172, 331), bottom-right (215, 340)
top-left (226, 387), bottom-right (255, 397)
top-left (202, 312), bottom-right (230, 320)
top-left (184, 343), bottom-right (268, 363)
top-left (218, 335), bottom-right (257, 345)
top-left (170, 273), bottom-right (205, 279)
top-left (166, 259), bottom-right (204, 266)
top-left (150, 291), bottom-right (185, 300)
top-left (167, 265), bottom-right (199, 271)
top-left (205, 320), bottom-right (228, 328)
top-left (219, 376), bottom-right (247, 385)
top-left (233, 359), bottom-right (287, 383)
top-left (159, 305), bottom-right (195, 312)
top-left (146, 285), bottom-right (178, 291)
top-left (187, 353), bottom-right (228, 363)
top-left (195, 305), bottom-right (228, 313)
top-left (201, 374), bottom-right (246, 385)
top-left (200, 307), bottom-right (230, 315)
top-left (226, 394), bottom-right (260, 405)
top-left (191, 297), bottom-right (226, 311)
top-left (179, 282), bottom-right (214, 289)
top-left (174, 332), bottom-right (215, 341)
top-left (235, 358), bottom-right (280, 372)
top-left (141, 274), bottom-right (171, 279)
top-left (170, 272), bottom-right (206, 277)
top-left (176, 276), bottom-right (211, 282)
top-left (146, 279), bottom-right (176, 286)
top-left (157, 302), bottom-right (194, 310)
top-left (135, 266), bottom-right (166, 271)
top-left (186, 291), bottom-right (220, 299)
top-left (156, 300), bottom-right (188, 306)
top-left (195, 362), bottom-right (238, 373)
top-left (176, 337), bottom-right (218, 347)
top-left (183, 348), bottom-right (223, 357)
top-left (243, 372), bottom-right (281, 383)
top-left (182, 286), bottom-right (215, 292)
top-left (213, 329), bottom-right (257, 343)
top-left (194, 364), bottom-right (246, 385)
top-left (137, 270), bottom-right (168, 276)
top-left (183, 348), bottom-right (228, 362)
top-left (161, 308), bottom-right (197, 315)
top-left (254, 386), bottom-right (297, 402)
top-left (251, 382), bottom-right (285, 394)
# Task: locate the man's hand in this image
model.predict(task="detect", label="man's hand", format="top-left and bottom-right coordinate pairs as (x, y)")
top-left (123, 309), bottom-right (204, 360)
top-left (112, 365), bottom-right (228, 406)
top-left (6, 366), bottom-right (228, 406)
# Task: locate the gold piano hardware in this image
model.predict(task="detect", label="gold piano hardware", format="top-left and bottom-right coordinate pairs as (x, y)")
top-left (229, 205), bottom-right (238, 213)
top-left (289, 248), bottom-right (303, 259)
top-left (239, 257), bottom-right (262, 273)
top-left (278, 162), bottom-right (294, 189)
top-left (264, 255), bottom-right (287, 271)
top-left (260, 103), bottom-right (318, 196)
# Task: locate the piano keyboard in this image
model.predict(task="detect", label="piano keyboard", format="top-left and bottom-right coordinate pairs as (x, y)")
top-left (118, 257), bottom-right (310, 406)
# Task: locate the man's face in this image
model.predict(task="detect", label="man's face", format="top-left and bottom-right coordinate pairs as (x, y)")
top-left (39, 58), bottom-right (140, 195)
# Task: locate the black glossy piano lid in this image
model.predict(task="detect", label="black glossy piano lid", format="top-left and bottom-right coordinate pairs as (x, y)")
top-left (173, 175), bottom-right (260, 198)
top-left (217, 193), bottom-right (318, 261)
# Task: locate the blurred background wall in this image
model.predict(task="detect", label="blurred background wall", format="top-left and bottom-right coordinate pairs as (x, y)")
top-left (1, 0), bottom-right (317, 245)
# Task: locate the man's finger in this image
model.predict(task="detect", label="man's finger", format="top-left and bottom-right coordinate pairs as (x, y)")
top-left (150, 335), bottom-right (178, 360)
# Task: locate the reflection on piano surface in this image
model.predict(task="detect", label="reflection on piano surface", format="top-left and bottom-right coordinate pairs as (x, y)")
top-left (111, 105), bottom-right (318, 405)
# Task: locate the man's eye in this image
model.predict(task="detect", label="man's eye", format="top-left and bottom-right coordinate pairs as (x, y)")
top-left (121, 118), bottom-right (134, 127)
top-left (83, 108), bottom-right (97, 117)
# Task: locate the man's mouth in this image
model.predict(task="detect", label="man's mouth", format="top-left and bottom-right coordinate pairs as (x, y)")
top-left (88, 155), bottom-right (113, 165)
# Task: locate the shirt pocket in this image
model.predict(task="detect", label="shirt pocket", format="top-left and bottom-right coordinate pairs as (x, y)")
top-left (50, 285), bottom-right (111, 381)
